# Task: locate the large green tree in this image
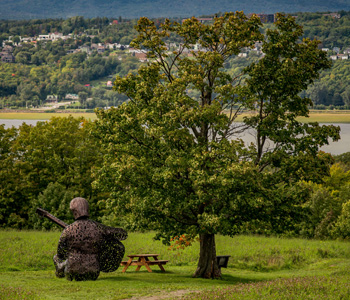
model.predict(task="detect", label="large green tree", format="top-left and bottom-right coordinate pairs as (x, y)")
top-left (0, 117), bottom-right (103, 228)
top-left (93, 13), bottom-right (340, 278)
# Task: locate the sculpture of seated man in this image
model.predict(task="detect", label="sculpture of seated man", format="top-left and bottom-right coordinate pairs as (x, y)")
top-left (53, 197), bottom-right (127, 281)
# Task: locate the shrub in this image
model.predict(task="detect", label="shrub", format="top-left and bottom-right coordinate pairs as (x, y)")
top-left (29, 182), bottom-right (77, 230)
top-left (332, 200), bottom-right (350, 239)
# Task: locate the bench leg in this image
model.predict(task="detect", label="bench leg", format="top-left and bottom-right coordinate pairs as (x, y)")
top-left (136, 257), bottom-right (153, 272)
top-left (142, 258), bottom-right (153, 272)
top-left (122, 258), bottom-right (133, 273)
top-left (158, 264), bottom-right (166, 272)
top-left (135, 265), bottom-right (142, 271)
top-left (145, 264), bottom-right (152, 272)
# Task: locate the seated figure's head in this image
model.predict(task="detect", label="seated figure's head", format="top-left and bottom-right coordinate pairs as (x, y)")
top-left (70, 197), bottom-right (89, 220)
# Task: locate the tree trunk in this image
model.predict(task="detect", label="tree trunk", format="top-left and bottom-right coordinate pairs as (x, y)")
top-left (193, 233), bottom-right (221, 279)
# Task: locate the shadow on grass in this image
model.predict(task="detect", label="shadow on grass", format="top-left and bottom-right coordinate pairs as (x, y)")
top-left (220, 274), bottom-right (261, 284)
top-left (99, 270), bottom-right (263, 287)
top-left (98, 276), bottom-right (136, 282)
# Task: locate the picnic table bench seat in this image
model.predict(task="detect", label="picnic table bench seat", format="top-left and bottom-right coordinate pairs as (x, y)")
top-left (120, 260), bottom-right (138, 265)
top-left (120, 259), bottom-right (169, 266)
top-left (143, 260), bottom-right (168, 265)
top-left (120, 254), bottom-right (168, 272)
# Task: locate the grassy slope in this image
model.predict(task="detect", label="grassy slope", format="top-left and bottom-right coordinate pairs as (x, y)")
top-left (0, 231), bottom-right (350, 299)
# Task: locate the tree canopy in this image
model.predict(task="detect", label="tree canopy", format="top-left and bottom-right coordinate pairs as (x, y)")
top-left (0, 116), bottom-right (104, 228)
top-left (93, 12), bottom-right (340, 278)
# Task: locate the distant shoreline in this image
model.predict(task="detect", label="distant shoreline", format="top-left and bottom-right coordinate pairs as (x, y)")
top-left (1, 110), bottom-right (350, 123)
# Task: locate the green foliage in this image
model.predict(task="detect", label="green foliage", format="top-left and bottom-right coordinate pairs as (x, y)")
top-left (0, 116), bottom-right (104, 228)
top-left (334, 150), bottom-right (350, 169)
top-left (299, 160), bottom-right (350, 239)
top-left (302, 184), bottom-right (339, 238)
top-left (0, 39), bottom-right (134, 108)
top-left (93, 13), bottom-right (339, 278)
top-left (305, 60), bottom-right (350, 107)
top-left (297, 12), bottom-right (350, 50)
top-left (29, 182), bottom-right (76, 230)
top-left (0, 124), bottom-right (25, 228)
top-left (332, 200), bottom-right (350, 238)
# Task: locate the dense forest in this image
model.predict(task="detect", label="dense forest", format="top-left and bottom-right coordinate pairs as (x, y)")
top-left (2, 12), bottom-right (350, 109)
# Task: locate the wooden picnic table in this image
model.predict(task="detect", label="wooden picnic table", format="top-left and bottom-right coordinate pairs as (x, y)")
top-left (120, 254), bottom-right (168, 273)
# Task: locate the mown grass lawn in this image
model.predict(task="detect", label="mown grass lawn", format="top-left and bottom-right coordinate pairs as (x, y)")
top-left (238, 111), bottom-right (350, 123)
top-left (1, 230), bottom-right (350, 299)
top-left (0, 112), bottom-right (97, 120)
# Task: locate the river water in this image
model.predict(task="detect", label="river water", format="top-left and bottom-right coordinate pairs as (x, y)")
top-left (1, 119), bottom-right (349, 155)
top-left (1, 119), bottom-right (42, 128)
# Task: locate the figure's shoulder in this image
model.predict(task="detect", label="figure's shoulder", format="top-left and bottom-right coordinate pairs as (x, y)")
top-left (61, 221), bottom-right (78, 234)
top-left (63, 219), bottom-right (93, 231)
top-left (79, 219), bottom-right (106, 232)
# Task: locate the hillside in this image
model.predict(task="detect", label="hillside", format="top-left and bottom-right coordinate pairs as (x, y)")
top-left (1, 0), bottom-right (350, 20)
top-left (3, 11), bottom-right (350, 109)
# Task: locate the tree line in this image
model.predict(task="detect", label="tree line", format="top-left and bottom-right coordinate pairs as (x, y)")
top-left (1, 116), bottom-right (350, 239)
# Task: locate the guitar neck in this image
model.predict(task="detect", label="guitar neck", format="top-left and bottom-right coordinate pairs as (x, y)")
top-left (36, 208), bottom-right (68, 228)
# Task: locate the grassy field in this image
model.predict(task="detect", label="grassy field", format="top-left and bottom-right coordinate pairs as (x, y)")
top-left (0, 230), bottom-right (350, 299)
top-left (0, 112), bottom-right (97, 120)
top-left (240, 111), bottom-right (350, 123)
top-left (1, 110), bottom-right (350, 123)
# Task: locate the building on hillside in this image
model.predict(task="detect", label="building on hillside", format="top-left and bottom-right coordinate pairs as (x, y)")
top-left (38, 35), bottom-right (50, 41)
top-left (2, 45), bottom-right (13, 52)
top-left (135, 51), bottom-right (147, 62)
top-left (50, 32), bottom-right (63, 40)
top-left (46, 95), bottom-right (58, 102)
top-left (80, 45), bottom-right (92, 54)
top-left (197, 18), bottom-right (213, 23)
top-left (97, 45), bottom-right (106, 53)
top-left (20, 37), bottom-right (33, 43)
top-left (66, 49), bottom-right (76, 54)
top-left (128, 47), bottom-right (137, 54)
top-left (182, 17), bottom-right (213, 23)
top-left (238, 52), bottom-right (248, 58)
top-left (65, 94), bottom-right (79, 100)
top-left (324, 13), bottom-right (341, 19)
top-left (338, 54), bottom-right (349, 60)
top-left (0, 53), bottom-right (15, 63)
top-left (249, 13), bottom-right (275, 23)
top-left (37, 33), bottom-right (70, 42)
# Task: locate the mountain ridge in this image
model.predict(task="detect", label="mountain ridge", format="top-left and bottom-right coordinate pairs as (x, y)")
top-left (1, 0), bottom-right (350, 20)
